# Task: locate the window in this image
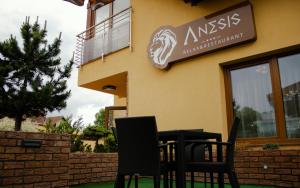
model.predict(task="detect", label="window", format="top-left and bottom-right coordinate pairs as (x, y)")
top-left (225, 52), bottom-right (300, 142)
top-left (113, 0), bottom-right (130, 14)
top-left (95, 3), bottom-right (110, 25)
top-left (278, 54), bottom-right (300, 138)
top-left (230, 63), bottom-right (276, 138)
top-left (94, 0), bottom-right (130, 25)
top-left (82, 0), bottom-right (131, 63)
top-left (112, 0), bottom-right (130, 28)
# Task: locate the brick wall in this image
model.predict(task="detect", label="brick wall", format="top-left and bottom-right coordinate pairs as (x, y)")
top-left (1, 131), bottom-right (299, 187)
top-left (186, 150), bottom-right (300, 187)
top-left (69, 151), bottom-right (300, 187)
top-left (234, 150), bottom-right (300, 187)
top-left (69, 153), bottom-right (118, 186)
top-left (0, 131), bottom-right (70, 188)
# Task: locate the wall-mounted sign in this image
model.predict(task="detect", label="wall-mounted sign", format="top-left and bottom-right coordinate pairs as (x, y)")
top-left (148, 2), bottom-right (256, 69)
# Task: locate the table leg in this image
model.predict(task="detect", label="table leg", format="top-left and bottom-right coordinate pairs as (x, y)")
top-left (176, 135), bottom-right (185, 188)
top-left (216, 137), bottom-right (224, 188)
top-left (169, 143), bottom-right (174, 188)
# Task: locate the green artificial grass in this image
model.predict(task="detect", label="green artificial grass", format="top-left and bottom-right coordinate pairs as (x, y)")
top-left (71, 178), bottom-right (275, 188)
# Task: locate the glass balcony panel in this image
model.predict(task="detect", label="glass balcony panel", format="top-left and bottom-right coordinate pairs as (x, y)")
top-left (75, 8), bottom-right (131, 65)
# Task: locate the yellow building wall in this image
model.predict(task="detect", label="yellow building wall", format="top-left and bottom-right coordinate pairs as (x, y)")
top-left (113, 96), bottom-right (128, 121)
top-left (78, 0), bottom-right (300, 139)
top-left (0, 117), bottom-right (40, 132)
top-left (114, 96), bottom-right (127, 107)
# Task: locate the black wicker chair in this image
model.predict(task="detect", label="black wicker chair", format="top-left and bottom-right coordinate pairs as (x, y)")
top-left (185, 143), bottom-right (213, 188)
top-left (184, 117), bottom-right (241, 188)
top-left (111, 126), bottom-right (138, 188)
top-left (166, 135), bottom-right (209, 188)
top-left (115, 116), bottom-right (172, 188)
top-left (111, 127), bottom-right (118, 143)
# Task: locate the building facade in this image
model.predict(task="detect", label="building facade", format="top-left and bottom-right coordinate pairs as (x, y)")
top-left (76, 0), bottom-right (300, 146)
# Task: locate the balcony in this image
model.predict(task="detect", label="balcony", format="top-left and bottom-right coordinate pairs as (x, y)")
top-left (75, 7), bottom-right (131, 65)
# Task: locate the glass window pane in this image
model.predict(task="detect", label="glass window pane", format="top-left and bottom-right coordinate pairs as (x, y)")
top-left (112, 0), bottom-right (130, 28)
top-left (111, 0), bottom-right (130, 52)
top-left (95, 4), bottom-right (110, 25)
top-left (113, 0), bottom-right (130, 14)
top-left (94, 4), bottom-right (110, 54)
top-left (278, 53), bottom-right (300, 138)
top-left (230, 63), bottom-right (277, 138)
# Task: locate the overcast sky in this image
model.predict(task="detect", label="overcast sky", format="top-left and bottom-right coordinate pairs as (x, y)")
top-left (0, 0), bottom-right (113, 125)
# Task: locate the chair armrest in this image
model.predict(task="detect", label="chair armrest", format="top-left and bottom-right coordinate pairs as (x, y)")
top-left (185, 141), bottom-right (230, 162)
top-left (158, 141), bottom-right (177, 148)
top-left (184, 140), bottom-right (231, 146)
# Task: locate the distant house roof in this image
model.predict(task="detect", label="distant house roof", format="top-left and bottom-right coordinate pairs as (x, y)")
top-left (31, 116), bottom-right (63, 126)
top-left (31, 116), bottom-right (46, 125)
top-left (45, 116), bottom-right (63, 125)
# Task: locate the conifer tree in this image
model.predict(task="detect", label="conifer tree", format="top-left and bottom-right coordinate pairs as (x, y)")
top-left (0, 17), bottom-right (73, 131)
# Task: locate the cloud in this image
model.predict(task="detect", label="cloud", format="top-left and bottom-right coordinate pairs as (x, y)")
top-left (75, 104), bottom-right (103, 126)
top-left (0, 0), bottom-right (113, 125)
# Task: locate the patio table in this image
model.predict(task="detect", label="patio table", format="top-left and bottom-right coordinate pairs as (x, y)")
top-left (158, 130), bottom-right (223, 188)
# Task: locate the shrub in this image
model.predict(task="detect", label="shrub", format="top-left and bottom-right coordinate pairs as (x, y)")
top-left (263, 143), bottom-right (279, 150)
top-left (94, 144), bottom-right (107, 153)
top-left (106, 134), bottom-right (117, 152)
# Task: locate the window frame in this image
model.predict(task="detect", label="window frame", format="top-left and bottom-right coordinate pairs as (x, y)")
top-left (223, 51), bottom-right (300, 145)
top-left (86, 2), bottom-right (113, 29)
top-left (88, 0), bottom-right (130, 29)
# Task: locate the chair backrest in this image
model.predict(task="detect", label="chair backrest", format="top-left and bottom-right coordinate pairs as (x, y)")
top-left (111, 126), bottom-right (118, 144)
top-left (115, 116), bottom-right (161, 176)
top-left (185, 143), bottom-right (206, 162)
top-left (226, 117), bottom-right (241, 166)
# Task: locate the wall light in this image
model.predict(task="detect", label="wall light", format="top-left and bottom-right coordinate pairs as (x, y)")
top-left (102, 85), bottom-right (117, 91)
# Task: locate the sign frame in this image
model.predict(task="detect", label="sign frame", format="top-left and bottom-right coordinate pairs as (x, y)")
top-left (147, 1), bottom-right (257, 69)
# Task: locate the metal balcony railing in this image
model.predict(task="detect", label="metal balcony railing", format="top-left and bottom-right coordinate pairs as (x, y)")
top-left (75, 7), bottom-right (132, 65)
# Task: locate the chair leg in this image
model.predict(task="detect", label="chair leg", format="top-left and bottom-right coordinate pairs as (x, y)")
top-left (116, 173), bottom-right (125, 188)
top-left (127, 175), bottom-right (132, 188)
top-left (204, 172), bottom-right (207, 188)
top-left (210, 172), bottom-right (214, 188)
top-left (169, 143), bottom-right (174, 188)
top-left (163, 172), bottom-right (169, 188)
top-left (135, 175), bottom-right (139, 188)
top-left (162, 139), bottom-right (168, 188)
top-left (191, 172), bottom-right (194, 188)
top-left (207, 145), bottom-right (214, 188)
top-left (228, 171), bottom-right (239, 188)
top-left (169, 171), bottom-right (173, 188)
top-left (153, 176), bottom-right (160, 188)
